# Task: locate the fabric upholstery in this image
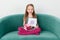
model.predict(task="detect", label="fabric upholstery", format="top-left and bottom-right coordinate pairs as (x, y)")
top-left (1, 31), bottom-right (58, 40)
top-left (0, 14), bottom-right (60, 40)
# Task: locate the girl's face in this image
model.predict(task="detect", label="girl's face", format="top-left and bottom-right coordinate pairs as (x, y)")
top-left (27, 6), bottom-right (34, 14)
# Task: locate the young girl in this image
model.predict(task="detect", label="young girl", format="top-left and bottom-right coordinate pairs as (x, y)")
top-left (18, 4), bottom-right (41, 35)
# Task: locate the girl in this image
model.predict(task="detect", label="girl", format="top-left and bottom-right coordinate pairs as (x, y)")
top-left (18, 4), bottom-right (41, 35)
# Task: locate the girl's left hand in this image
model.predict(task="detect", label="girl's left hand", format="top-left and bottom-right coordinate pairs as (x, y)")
top-left (35, 25), bottom-right (39, 28)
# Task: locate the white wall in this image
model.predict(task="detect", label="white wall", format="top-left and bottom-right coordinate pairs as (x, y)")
top-left (0, 0), bottom-right (60, 18)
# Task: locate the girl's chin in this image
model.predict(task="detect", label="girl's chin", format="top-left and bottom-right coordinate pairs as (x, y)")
top-left (28, 12), bottom-right (33, 14)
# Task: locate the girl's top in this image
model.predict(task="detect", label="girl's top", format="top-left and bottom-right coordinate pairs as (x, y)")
top-left (25, 17), bottom-right (38, 29)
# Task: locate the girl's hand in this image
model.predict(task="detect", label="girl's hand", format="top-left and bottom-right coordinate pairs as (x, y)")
top-left (35, 24), bottom-right (39, 28)
top-left (24, 24), bottom-right (30, 27)
top-left (24, 24), bottom-right (27, 30)
top-left (24, 24), bottom-right (31, 30)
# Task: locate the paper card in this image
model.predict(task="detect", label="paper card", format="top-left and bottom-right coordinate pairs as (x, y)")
top-left (27, 18), bottom-right (37, 27)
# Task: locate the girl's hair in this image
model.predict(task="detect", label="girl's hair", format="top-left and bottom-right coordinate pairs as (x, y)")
top-left (23, 4), bottom-right (37, 23)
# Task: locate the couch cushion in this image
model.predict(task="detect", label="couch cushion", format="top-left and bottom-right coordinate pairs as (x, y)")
top-left (1, 31), bottom-right (58, 40)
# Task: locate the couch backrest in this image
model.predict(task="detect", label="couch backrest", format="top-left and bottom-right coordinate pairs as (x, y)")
top-left (1, 14), bottom-right (24, 32)
top-left (37, 14), bottom-right (60, 39)
top-left (0, 14), bottom-right (60, 38)
top-left (0, 14), bottom-right (24, 38)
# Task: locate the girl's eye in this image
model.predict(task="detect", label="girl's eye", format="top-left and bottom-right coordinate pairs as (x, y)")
top-left (27, 9), bottom-right (30, 10)
top-left (28, 9), bottom-right (30, 10)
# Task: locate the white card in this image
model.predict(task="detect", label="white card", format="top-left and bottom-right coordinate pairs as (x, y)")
top-left (27, 18), bottom-right (37, 27)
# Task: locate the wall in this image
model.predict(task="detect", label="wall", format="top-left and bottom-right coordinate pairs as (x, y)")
top-left (0, 0), bottom-right (60, 18)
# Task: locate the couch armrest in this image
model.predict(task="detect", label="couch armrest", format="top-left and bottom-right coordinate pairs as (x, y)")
top-left (0, 14), bottom-right (23, 38)
top-left (37, 14), bottom-right (60, 40)
top-left (55, 18), bottom-right (60, 39)
top-left (0, 20), bottom-right (17, 38)
top-left (0, 23), bottom-right (6, 38)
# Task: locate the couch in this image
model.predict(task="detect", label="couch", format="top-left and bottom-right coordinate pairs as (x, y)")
top-left (0, 14), bottom-right (60, 40)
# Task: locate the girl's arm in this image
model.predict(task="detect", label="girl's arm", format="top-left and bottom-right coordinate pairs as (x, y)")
top-left (23, 20), bottom-right (25, 25)
top-left (36, 24), bottom-right (38, 26)
top-left (35, 17), bottom-right (39, 28)
top-left (23, 17), bottom-right (26, 25)
top-left (23, 20), bottom-right (27, 30)
top-left (36, 24), bottom-right (39, 28)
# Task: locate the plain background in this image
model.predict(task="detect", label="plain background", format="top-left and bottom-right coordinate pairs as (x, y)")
top-left (0, 0), bottom-right (60, 18)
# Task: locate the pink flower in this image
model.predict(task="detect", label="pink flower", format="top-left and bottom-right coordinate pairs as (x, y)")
top-left (24, 24), bottom-right (31, 30)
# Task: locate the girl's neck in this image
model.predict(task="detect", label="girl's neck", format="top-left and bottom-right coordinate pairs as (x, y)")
top-left (28, 13), bottom-right (33, 18)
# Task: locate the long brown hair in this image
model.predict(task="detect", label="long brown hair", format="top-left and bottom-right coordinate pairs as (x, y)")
top-left (23, 4), bottom-right (37, 23)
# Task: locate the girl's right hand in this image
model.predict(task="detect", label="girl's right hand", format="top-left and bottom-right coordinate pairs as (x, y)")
top-left (24, 24), bottom-right (32, 30)
top-left (24, 24), bottom-right (27, 30)
top-left (24, 24), bottom-right (30, 27)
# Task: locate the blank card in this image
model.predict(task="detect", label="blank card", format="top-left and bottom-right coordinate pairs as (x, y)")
top-left (27, 18), bottom-right (37, 27)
